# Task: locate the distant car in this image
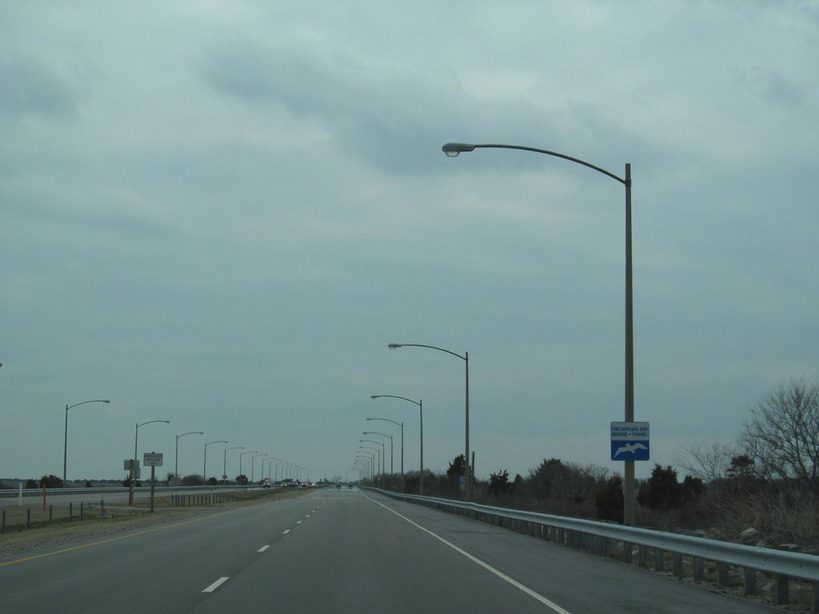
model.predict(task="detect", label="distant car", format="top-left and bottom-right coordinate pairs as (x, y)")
top-left (261, 478), bottom-right (272, 488)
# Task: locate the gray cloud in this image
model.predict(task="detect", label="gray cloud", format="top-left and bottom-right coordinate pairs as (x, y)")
top-left (0, 56), bottom-right (85, 120)
top-left (1, 2), bottom-right (817, 483)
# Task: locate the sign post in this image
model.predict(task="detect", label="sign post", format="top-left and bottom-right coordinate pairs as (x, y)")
top-left (126, 459), bottom-right (140, 506)
top-left (143, 452), bottom-right (163, 513)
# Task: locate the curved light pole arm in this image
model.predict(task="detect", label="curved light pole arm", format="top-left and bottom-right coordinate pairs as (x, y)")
top-left (224, 446), bottom-right (244, 482)
top-left (371, 394), bottom-right (424, 495)
top-left (443, 141), bottom-right (635, 523)
top-left (203, 440), bottom-right (228, 480)
top-left (363, 431), bottom-right (394, 474)
top-left (63, 399), bottom-right (111, 484)
top-left (135, 420), bottom-right (171, 466)
top-left (388, 343), bottom-right (470, 499)
top-left (130, 419), bottom-right (169, 506)
top-left (175, 431), bottom-right (203, 483)
top-left (389, 343), bottom-right (466, 361)
top-left (239, 450), bottom-right (257, 483)
top-left (442, 143), bottom-right (626, 184)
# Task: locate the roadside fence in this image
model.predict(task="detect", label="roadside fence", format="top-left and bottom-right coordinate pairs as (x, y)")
top-left (1, 500), bottom-right (108, 533)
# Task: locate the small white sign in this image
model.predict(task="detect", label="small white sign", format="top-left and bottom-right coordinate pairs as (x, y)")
top-left (143, 452), bottom-right (164, 467)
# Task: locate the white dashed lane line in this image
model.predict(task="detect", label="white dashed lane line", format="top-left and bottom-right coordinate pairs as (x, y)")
top-left (203, 510), bottom-right (320, 596)
top-left (202, 577), bottom-right (229, 593)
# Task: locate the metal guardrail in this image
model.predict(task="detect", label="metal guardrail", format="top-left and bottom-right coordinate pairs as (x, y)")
top-left (372, 489), bottom-right (819, 611)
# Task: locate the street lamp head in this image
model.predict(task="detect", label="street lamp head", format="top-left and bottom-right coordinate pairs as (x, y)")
top-left (442, 142), bottom-right (475, 157)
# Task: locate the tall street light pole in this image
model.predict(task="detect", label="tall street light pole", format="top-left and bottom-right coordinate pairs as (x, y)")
top-left (131, 419), bottom-right (170, 505)
top-left (203, 440), bottom-right (228, 481)
top-left (371, 395), bottom-right (423, 494)
top-left (251, 453), bottom-right (268, 483)
top-left (362, 431), bottom-right (393, 474)
top-left (175, 431), bottom-right (203, 484)
top-left (366, 417), bottom-right (403, 491)
top-left (389, 343), bottom-right (471, 500)
top-left (224, 445), bottom-right (244, 483)
top-left (355, 456), bottom-right (372, 479)
top-left (63, 399), bottom-right (110, 484)
top-left (239, 450), bottom-right (257, 485)
top-left (442, 141), bottom-right (636, 524)
top-left (358, 445), bottom-right (381, 478)
top-left (359, 440), bottom-right (384, 476)
top-left (357, 450), bottom-right (376, 480)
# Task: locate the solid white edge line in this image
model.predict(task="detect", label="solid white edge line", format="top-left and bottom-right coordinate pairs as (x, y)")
top-left (202, 576), bottom-right (229, 593)
top-left (257, 545), bottom-right (270, 552)
top-left (283, 529), bottom-right (291, 534)
top-left (362, 492), bottom-right (572, 614)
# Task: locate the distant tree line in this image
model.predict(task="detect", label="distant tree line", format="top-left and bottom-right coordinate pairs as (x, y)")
top-left (368, 377), bottom-right (818, 548)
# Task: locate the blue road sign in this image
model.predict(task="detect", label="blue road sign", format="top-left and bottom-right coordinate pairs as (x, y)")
top-left (610, 421), bottom-right (650, 461)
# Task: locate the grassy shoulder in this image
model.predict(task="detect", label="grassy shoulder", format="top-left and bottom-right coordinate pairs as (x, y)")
top-left (0, 487), bottom-right (316, 558)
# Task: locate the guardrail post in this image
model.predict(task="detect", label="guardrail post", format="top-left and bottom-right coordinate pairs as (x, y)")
top-left (100, 499), bottom-right (105, 521)
top-left (672, 552), bottom-right (683, 577)
top-left (717, 562), bottom-right (729, 586)
top-left (693, 557), bottom-right (704, 581)
top-left (623, 542), bottom-right (632, 564)
top-left (742, 568), bottom-right (756, 595)
top-left (775, 575), bottom-right (789, 605)
top-left (638, 544), bottom-right (648, 567)
top-left (654, 548), bottom-right (664, 572)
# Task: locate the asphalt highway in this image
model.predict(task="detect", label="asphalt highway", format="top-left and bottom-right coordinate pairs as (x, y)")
top-left (0, 488), bottom-right (776, 613)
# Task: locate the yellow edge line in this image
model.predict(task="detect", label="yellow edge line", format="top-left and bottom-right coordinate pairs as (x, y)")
top-left (0, 511), bottom-right (227, 568)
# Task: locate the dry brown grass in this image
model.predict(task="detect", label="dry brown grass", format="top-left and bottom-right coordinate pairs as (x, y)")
top-left (0, 487), bottom-right (315, 558)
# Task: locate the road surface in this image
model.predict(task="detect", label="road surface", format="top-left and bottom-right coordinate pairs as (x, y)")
top-left (0, 488), bottom-right (776, 613)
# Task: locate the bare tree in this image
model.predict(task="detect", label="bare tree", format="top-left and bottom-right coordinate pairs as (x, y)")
top-left (742, 378), bottom-right (819, 491)
top-left (678, 440), bottom-right (736, 482)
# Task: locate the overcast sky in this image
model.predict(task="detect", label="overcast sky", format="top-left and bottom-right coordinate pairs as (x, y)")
top-left (2, 1), bottom-right (817, 484)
